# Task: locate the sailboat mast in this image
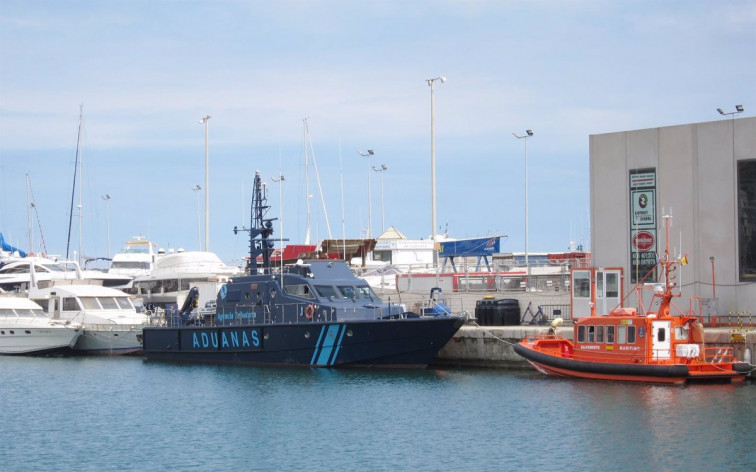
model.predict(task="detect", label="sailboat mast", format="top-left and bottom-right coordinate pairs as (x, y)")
top-left (26, 173), bottom-right (33, 252)
top-left (66, 105), bottom-right (83, 261)
top-left (303, 118), bottom-right (311, 245)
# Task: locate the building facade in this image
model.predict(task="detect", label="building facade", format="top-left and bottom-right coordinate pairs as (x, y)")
top-left (589, 116), bottom-right (755, 317)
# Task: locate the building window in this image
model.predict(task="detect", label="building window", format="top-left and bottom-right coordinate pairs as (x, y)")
top-left (738, 160), bottom-right (756, 281)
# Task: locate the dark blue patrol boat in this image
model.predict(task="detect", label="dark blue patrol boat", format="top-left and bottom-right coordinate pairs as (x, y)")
top-left (142, 171), bottom-right (464, 368)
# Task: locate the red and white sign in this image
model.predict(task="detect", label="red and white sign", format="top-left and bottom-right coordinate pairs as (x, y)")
top-left (632, 231), bottom-right (655, 251)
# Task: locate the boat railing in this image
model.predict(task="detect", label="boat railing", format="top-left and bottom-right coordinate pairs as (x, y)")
top-left (151, 299), bottom-right (452, 328)
top-left (78, 323), bottom-right (143, 333)
top-left (568, 344), bottom-right (737, 365)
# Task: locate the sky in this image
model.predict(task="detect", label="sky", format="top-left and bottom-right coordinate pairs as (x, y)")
top-left (1, 0), bottom-right (755, 267)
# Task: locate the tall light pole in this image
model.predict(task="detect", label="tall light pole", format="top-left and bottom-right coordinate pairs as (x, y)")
top-left (426, 76), bottom-right (446, 270)
top-left (101, 194), bottom-right (111, 259)
top-left (717, 105), bottom-right (744, 165)
top-left (199, 115), bottom-right (211, 251)
top-left (372, 164), bottom-right (388, 233)
top-left (513, 129), bottom-right (534, 291)
top-left (359, 150), bottom-right (375, 238)
top-left (192, 185), bottom-right (202, 250)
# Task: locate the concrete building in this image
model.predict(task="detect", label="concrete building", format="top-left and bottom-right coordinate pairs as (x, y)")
top-left (589, 116), bottom-right (756, 318)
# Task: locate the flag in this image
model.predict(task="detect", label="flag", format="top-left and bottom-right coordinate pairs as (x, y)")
top-left (681, 253), bottom-right (688, 266)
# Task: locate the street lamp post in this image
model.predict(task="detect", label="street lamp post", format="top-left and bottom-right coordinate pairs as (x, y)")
top-left (199, 115), bottom-right (211, 251)
top-left (372, 164), bottom-right (388, 233)
top-left (513, 129), bottom-right (534, 291)
top-left (101, 194), bottom-right (111, 259)
top-left (426, 76), bottom-right (446, 271)
top-left (359, 150), bottom-right (375, 238)
top-left (192, 185), bottom-right (202, 250)
top-left (717, 105), bottom-right (744, 164)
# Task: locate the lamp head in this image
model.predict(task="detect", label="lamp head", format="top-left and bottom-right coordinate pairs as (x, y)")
top-left (368, 149), bottom-right (374, 155)
top-left (736, 104), bottom-right (744, 112)
top-left (382, 164), bottom-right (388, 170)
top-left (440, 76), bottom-right (447, 83)
top-left (526, 129), bottom-right (534, 136)
top-left (717, 108), bottom-right (725, 115)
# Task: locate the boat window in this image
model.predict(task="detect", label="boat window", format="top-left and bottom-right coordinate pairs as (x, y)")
top-left (0, 309), bottom-right (14, 316)
top-left (657, 327), bottom-right (666, 342)
top-left (42, 264), bottom-right (68, 272)
top-left (285, 283), bottom-right (315, 299)
top-left (675, 326), bottom-right (689, 341)
top-left (98, 297), bottom-right (119, 309)
top-left (115, 298), bottom-right (133, 309)
top-left (63, 297), bottom-right (81, 311)
top-left (617, 325), bottom-right (626, 344)
top-left (357, 286), bottom-right (377, 300)
top-left (606, 326), bottom-right (615, 343)
top-left (338, 286), bottom-right (356, 300)
top-left (628, 325), bottom-right (636, 343)
top-left (80, 297), bottom-right (101, 310)
top-left (577, 325), bottom-right (586, 343)
top-left (30, 308), bottom-right (45, 317)
top-left (164, 280), bottom-right (179, 292)
top-left (314, 285), bottom-right (339, 299)
top-left (587, 325), bottom-right (595, 342)
top-left (111, 261), bottom-right (150, 269)
top-left (596, 325), bottom-right (604, 343)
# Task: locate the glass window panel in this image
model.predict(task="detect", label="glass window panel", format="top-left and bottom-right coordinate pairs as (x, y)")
top-left (98, 297), bottom-right (119, 309)
top-left (738, 160), bottom-right (756, 281)
top-left (618, 325), bottom-right (626, 344)
top-left (607, 326), bottom-right (615, 343)
top-left (628, 326), bottom-right (636, 343)
top-left (577, 325), bottom-right (586, 343)
top-left (596, 325), bottom-right (604, 343)
top-left (80, 298), bottom-right (101, 310)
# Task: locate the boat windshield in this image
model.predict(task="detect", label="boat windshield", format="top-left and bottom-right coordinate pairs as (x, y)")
top-left (80, 297), bottom-right (134, 310)
top-left (123, 247), bottom-right (149, 254)
top-left (313, 285), bottom-right (339, 299)
top-left (283, 283), bottom-right (315, 299)
top-left (337, 285), bottom-right (377, 301)
top-left (41, 264), bottom-right (69, 272)
top-left (115, 297), bottom-right (133, 309)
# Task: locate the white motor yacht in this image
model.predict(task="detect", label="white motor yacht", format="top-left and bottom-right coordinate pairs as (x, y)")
top-left (108, 236), bottom-right (162, 280)
top-left (132, 250), bottom-right (242, 312)
top-left (0, 255), bottom-right (133, 292)
top-left (29, 280), bottom-right (150, 355)
top-left (0, 294), bottom-right (82, 355)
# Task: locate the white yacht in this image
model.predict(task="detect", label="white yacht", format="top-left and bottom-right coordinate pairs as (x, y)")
top-left (0, 256), bottom-right (133, 292)
top-left (29, 280), bottom-right (150, 355)
top-left (0, 294), bottom-right (82, 355)
top-left (132, 250), bottom-right (242, 312)
top-left (108, 236), bottom-right (162, 279)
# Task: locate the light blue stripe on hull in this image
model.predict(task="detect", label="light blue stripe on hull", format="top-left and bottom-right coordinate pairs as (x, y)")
top-left (311, 324), bottom-right (347, 366)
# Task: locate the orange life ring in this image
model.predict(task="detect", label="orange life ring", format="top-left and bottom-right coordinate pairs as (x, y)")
top-left (305, 304), bottom-right (315, 320)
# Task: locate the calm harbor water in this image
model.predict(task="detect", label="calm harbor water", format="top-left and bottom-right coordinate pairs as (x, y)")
top-left (1, 356), bottom-right (754, 472)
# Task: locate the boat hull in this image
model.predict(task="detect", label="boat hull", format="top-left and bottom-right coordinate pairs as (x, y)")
top-left (514, 342), bottom-right (746, 384)
top-left (143, 317), bottom-right (464, 368)
top-left (73, 328), bottom-right (143, 355)
top-left (0, 326), bottom-right (80, 356)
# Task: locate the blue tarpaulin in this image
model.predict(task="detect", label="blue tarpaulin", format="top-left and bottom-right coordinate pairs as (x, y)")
top-left (0, 233), bottom-right (27, 257)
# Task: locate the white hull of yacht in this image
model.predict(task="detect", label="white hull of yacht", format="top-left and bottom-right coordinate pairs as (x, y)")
top-left (0, 321), bottom-right (81, 355)
top-left (74, 326), bottom-right (143, 355)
